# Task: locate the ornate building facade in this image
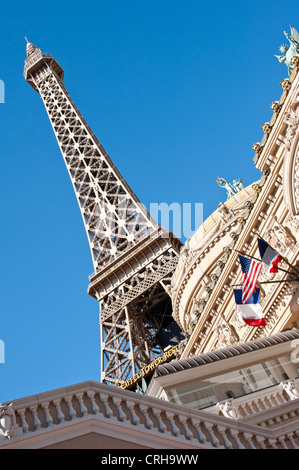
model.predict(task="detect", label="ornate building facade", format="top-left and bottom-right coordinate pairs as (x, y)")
top-left (0, 39), bottom-right (299, 449)
top-left (171, 56), bottom-right (299, 357)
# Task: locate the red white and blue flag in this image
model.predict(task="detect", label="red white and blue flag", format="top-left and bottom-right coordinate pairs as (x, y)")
top-left (257, 238), bottom-right (282, 274)
top-left (234, 288), bottom-right (266, 327)
top-left (239, 255), bottom-right (262, 304)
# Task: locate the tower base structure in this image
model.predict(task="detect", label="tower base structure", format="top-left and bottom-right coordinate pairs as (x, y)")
top-left (88, 228), bottom-right (182, 387)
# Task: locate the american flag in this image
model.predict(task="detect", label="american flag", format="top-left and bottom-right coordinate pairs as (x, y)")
top-left (238, 255), bottom-right (262, 304)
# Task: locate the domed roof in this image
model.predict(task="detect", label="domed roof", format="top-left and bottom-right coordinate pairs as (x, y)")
top-left (187, 184), bottom-right (256, 253)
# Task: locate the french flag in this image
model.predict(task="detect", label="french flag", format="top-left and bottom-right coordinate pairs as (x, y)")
top-left (234, 289), bottom-right (266, 327)
top-left (257, 238), bottom-right (282, 274)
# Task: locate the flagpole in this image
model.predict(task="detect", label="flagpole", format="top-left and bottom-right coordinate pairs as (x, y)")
top-left (234, 249), bottom-right (261, 263)
top-left (251, 228), bottom-right (299, 276)
top-left (232, 278), bottom-right (299, 287)
top-left (234, 249), bottom-right (296, 276)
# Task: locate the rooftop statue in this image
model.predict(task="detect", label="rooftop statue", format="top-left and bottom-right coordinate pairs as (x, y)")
top-left (216, 177), bottom-right (244, 200)
top-left (135, 377), bottom-right (148, 394)
top-left (275, 26), bottom-right (299, 76)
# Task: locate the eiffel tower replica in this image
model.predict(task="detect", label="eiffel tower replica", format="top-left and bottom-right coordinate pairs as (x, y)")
top-left (24, 41), bottom-right (182, 387)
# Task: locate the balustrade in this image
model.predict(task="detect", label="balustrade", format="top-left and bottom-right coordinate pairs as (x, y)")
top-left (0, 381), bottom-right (296, 449)
top-left (211, 378), bottom-right (299, 426)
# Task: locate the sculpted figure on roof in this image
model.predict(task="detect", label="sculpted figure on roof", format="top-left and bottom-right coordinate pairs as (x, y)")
top-left (216, 177), bottom-right (244, 200)
top-left (275, 26), bottom-right (299, 76)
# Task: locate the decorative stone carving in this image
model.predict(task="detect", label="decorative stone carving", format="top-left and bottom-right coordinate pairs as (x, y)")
top-left (271, 101), bottom-right (282, 114)
top-left (210, 273), bottom-right (219, 283)
top-left (284, 106), bottom-right (299, 151)
top-left (216, 322), bottom-right (239, 348)
top-left (205, 283), bottom-right (215, 295)
top-left (217, 399), bottom-right (239, 419)
top-left (281, 380), bottom-right (299, 400)
top-left (179, 245), bottom-right (193, 269)
top-left (201, 275), bottom-right (211, 286)
top-left (252, 142), bottom-right (263, 155)
top-left (265, 223), bottom-right (296, 253)
top-left (164, 284), bottom-right (172, 297)
top-left (216, 259), bottom-right (226, 270)
top-left (289, 215), bottom-right (299, 231)
top-left (237, 216), bottom-right (246, 226)
top-left (259, 269), bottom-right (275, 282)
top-left (217, 202), bottom-right (234, 225)
top-left (291, 54), bottom-right (299, 69)
top-left (0, 403), bottom-right (17, 439)
top-left (261, 122), bottom-right (272, 134)
top-left (192, 298), bottom-right (206, 315)
top-left (231, 308), bottom-right (247, 331)
top-left (280, 78), bottom-right (292, 92)
top-left (230, 231), bottom-right (239, 241)
top-left (252, 183), bottom-right (262, 193)
top-left (174, 244), bottom-right (194, 288)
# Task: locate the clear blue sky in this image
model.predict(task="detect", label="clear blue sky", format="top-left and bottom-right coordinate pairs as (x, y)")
top-left (0, 0), bottom-right (297, 402)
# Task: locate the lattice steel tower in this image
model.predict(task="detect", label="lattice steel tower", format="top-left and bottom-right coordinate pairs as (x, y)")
top-left (24, 41), bottom-right (182, 387)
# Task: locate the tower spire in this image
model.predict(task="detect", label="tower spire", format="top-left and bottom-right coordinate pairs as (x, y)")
top-left (24, 37), bottom-right (40, 57)
top-left (24, 44), bottom-right (182, 387)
